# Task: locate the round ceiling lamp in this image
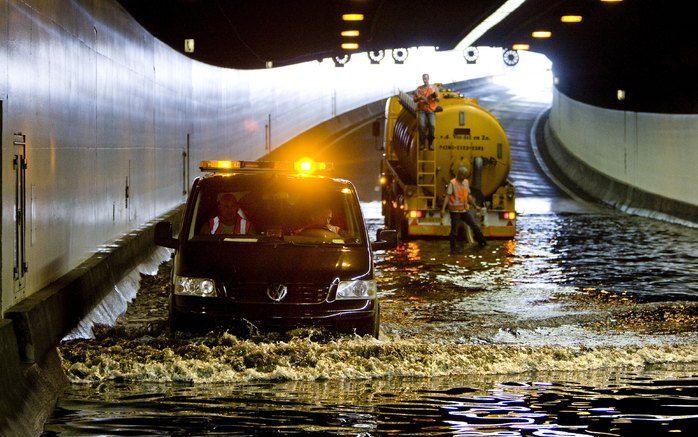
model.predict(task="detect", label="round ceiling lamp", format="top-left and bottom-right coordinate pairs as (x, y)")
top-left (333, 54), bottom-right (351, 67)
top-left (368, 50), bottom-right (385, 64)
top-left (463, 46), bottom-right (479, 64)
top-left (392, 48), bottom-right (408, 64)
top-left (502, 49), bottom-right (520, 66)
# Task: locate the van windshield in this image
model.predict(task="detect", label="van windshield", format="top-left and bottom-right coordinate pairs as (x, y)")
top-left (187, 174), bottom-right (364, 246)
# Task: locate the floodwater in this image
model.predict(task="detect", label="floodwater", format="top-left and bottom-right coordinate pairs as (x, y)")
top-left (44, 74), bottom-right (698, 435)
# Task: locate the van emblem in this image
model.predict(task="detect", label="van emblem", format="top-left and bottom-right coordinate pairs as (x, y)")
top-left (267, 284), bottom-right (288, 302)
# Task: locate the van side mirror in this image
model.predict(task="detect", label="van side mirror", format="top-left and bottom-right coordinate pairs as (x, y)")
top-left (154, 221), bottom-right (178, 249)
top-left (371, 228), bottom-right (397, 251)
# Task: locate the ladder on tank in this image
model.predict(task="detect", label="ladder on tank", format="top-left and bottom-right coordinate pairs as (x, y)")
top-left (397, 90), bottom-right (437, 210)
top-left (417, 150), bottom-right (436, 210)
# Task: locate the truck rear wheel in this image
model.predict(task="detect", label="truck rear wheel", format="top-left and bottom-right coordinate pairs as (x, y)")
top-left (395, 210), bottom-right (408, 241)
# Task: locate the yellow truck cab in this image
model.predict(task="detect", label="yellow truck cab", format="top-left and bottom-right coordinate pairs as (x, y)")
top-left (154, 159), bottom-right (397, 337)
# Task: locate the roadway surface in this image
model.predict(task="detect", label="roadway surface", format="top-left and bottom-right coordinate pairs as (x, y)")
top-left (45, 77), bottom-right (698, 436)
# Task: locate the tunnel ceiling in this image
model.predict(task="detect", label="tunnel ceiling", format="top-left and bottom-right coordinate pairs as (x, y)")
top-left (116, 0), bottom-right (505, 68)
top-left (118, 0), bottom-right (696, 113)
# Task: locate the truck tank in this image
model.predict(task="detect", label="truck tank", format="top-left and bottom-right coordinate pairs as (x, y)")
top-left (387, 91), bottom-right (510, 200)
top-left (381, 88), bottom-right (516, 239)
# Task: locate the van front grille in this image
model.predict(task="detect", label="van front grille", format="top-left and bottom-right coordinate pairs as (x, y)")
top-left (223, 283), bottom-right (329, 304)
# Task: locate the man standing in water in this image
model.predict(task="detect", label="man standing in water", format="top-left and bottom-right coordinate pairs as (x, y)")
top-left (441, 166), bottom-right (487, 252)
top-left (413, 73), bottom-right (439, 151)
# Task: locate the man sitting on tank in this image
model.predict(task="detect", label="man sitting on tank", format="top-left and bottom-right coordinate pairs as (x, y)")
top-left (200, 192), bottom-right (255, 235)
top-left (413, 73), bottom-right (440, 151)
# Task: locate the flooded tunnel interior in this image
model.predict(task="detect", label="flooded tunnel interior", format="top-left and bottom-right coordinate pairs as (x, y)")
top-left (43, 78), bottom-right (698, 435)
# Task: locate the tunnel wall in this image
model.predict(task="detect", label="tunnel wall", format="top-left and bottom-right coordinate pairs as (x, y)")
top-left (548, 88), bottom-right (698, 222)
top-left (0, 0), bottom-right (515, 315)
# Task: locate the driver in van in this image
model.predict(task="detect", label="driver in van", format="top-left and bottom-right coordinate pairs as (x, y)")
top-left (200, 192), bottom-right (255, 235)
top-left (296, 205), bottom-right (342, 235)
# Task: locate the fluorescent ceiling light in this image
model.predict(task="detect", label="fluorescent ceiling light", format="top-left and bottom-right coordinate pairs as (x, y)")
top-left (342, 13), bottom-right (364, 21)
top-left (532, 30), bottom-right (552, 38)
top-left (455, 0), bottom-right (527, 50)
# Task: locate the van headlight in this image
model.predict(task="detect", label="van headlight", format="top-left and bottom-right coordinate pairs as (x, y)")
top-left (336, 280), bottom-right (377, 300)
top-left (174, 276), bottom-right (216, 297)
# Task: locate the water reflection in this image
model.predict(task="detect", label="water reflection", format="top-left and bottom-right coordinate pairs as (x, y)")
top-left (44, 369), bottom-right (698, 435)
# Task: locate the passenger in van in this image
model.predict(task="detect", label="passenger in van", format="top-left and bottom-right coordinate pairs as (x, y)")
top-left (296, 205), bottom-right (342, 235)
top-left (200, 192), bottom-right (255, 235)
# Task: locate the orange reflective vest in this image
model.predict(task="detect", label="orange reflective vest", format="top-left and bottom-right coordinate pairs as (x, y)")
top-left (209, 209), bottom-right (251, 235)
top-left (448, 178), bottom-right (470, 211)
top-left (416, 85), bottom-right (438, 112)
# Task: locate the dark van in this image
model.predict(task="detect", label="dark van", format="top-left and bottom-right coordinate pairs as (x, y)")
top-left (154, 160), bottom-right (397, 337)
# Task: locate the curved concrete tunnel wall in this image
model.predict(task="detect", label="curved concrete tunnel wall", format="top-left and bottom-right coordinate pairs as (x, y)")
top-left (548, 88), bottom-right (698, 222)
top-left (0, 0), bottom-right (520, 314)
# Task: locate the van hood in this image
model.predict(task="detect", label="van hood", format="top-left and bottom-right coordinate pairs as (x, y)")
top-left (174, 241), bottom-right (372, 285)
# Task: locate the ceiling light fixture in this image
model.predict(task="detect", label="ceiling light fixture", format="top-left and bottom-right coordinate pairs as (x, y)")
top-left (368, 50), bottom-right (385, 64)
top-left (561, 15), bottom-right (583, 23)
top-left (333, 54), bottom-right (351, 67)
top-left (392, 48), bottom-right (408, 64)
top-left (455, 0), bottom-right (526, 50)
top-left (512, 43), bottom-right (529, 50)
top-left (341, 42), bottom-right (359, 50)
top-left (341, 30), bottom-right (360, 37)
top-left (532, 31), bottom-right (551, 38)
top-left (503, 49), bottom-right (520, 66)
top-left (342, 13), bottom-right (364, 21)
top-left (463, 46), bottom-right (479, 63)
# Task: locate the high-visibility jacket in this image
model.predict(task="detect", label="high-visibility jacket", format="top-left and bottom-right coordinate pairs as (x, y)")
top-left (416, 85), bottom-right (438, 112)
top-left (209, 209), bottom-right (251, 235)
top-left (448, 178), bottom-right (470, 211)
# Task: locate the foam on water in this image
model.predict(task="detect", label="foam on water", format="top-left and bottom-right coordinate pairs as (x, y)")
top-left (61, 333), bottom-right (698, 384)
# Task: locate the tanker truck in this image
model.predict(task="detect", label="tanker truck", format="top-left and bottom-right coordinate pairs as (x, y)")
top-left (380, 87), bottom-right (516, 239)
